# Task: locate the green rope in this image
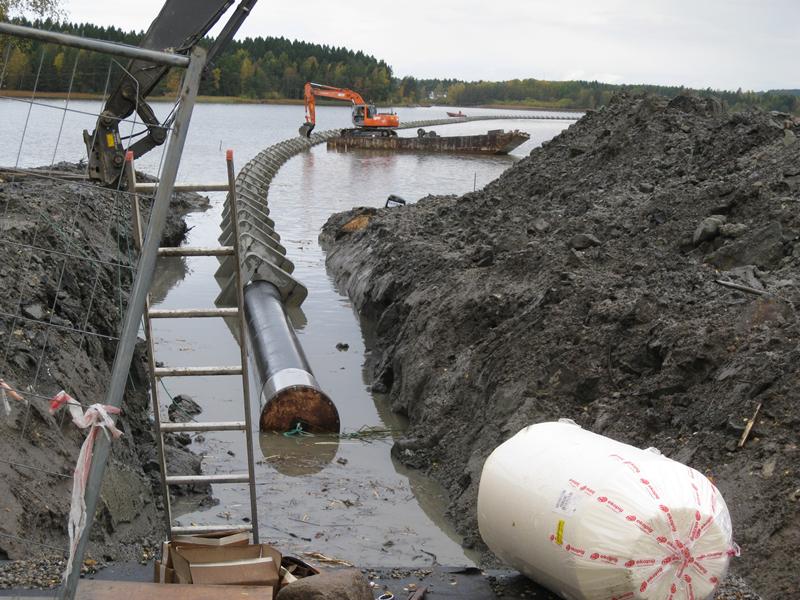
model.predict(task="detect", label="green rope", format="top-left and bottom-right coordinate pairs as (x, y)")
top-left (283, 422), bottom-right (314, 437)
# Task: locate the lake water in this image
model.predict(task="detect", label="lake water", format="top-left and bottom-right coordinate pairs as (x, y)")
top-left (0, 97), bottom-right (572, 566)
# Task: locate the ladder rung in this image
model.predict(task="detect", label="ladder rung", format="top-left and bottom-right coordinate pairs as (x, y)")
top-left (135, 182), bottom-right (230, 193)
top-left (148, 307), bottom-right (238, 319)
top-left (155, 366), bottom-right (242, 377)
top-left (158, 246), bottom-right (234, 257)
top-left (161, 421), bottom-right (246, 433)
top-left (166, 473), bottom-right (250, 485)
top-left (170, 524), bottom-right (253, 535)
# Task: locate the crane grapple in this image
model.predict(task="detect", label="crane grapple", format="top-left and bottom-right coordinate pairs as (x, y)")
top-left (298, 121), bottom-right (315, 137)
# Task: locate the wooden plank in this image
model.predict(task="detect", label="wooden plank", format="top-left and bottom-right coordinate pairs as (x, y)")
top-left (78, 579), bottom-right (272, 599)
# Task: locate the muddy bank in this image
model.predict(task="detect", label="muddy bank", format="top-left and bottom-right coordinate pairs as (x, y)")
top-left (321, 94), bottom-right (799, 599)
top-left (0, 163), bottom-right (210, 580)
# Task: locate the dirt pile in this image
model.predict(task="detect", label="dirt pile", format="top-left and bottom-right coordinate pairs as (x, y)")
top-left (0, 164), bottom-right (210, 574)
top-left (321, 94), bottom-right (799, 599)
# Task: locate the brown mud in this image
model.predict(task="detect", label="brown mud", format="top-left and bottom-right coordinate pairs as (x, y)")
top-left (321, 94), bottom-right (799, 599)
top-left (0, 163), bottom-right (211, 582)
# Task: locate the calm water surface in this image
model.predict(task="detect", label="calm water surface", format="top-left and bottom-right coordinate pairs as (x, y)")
top-left (0, 98), bottom-right (572, 565)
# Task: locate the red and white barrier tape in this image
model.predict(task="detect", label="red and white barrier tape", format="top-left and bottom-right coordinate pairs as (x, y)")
top-left (50, 391), bottom-right (122, 582)
top-left (0, 378), bottom-right (25, 417)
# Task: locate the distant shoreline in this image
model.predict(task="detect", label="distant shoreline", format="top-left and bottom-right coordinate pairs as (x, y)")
top-left (1, 90), bottom-right (587, 113)
top-left (478, 103), bottom-right (586, 113)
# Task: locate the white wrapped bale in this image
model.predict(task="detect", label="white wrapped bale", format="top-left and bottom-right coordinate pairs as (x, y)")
top-left (477, 420), bottom-right (737, 600)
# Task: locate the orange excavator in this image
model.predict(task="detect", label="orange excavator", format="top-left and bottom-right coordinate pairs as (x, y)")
top-left (298, 82), bottom-right (399, 138)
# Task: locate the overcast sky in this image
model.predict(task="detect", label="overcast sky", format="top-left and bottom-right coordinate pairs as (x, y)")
top-left (60, 0), bottom-right (796, 92)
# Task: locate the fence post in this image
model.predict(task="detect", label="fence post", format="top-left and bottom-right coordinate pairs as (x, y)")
top-left (60, 46), bottom-right (206, 600)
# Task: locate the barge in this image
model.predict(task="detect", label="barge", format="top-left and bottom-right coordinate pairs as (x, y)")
top-left (327, 128), bottom-right (530, 155)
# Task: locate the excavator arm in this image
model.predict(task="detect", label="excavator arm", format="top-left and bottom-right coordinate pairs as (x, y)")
top-left (300, 83), bottom-right (367, 137)
top-left (85, 0), bottom-right (258, 185)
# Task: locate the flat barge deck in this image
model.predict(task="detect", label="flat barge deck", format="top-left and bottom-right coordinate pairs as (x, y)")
top-left (327, 128), bottom-right (530, 155)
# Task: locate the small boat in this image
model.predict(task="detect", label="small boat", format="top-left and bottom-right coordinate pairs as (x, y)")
top-left (446, 111), bottom-right (466, 118)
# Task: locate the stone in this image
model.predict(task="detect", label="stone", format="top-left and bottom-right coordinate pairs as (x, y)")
top-left (692, 215), bottom-right (727, 245)
top-left (531, 217), bottom-right (550, 233)
top-left (720, 222), bottom-right (748, 238)
top-left (21, 302), bottom-right (46, 321)
top-left (706, 222), bottom-right (785, 270)
top-left (784, 129), bottom-right (796, 147)
top-left (473, 246), bottom-right (494, 267)
top-left (100, 466), bottom-right (147, 527)
top-left (168, 394), bottom-right (202, 422)
top-left (638, 182), bottom-right (654, 193)
top-left (568, 145), bottom-right (586, 157)
top-left (276, 569), bottom-right (374, 600)
top-left (335, 342), bottom-right (350, 351)
top-left (568, 233), bottom-right (601, 250)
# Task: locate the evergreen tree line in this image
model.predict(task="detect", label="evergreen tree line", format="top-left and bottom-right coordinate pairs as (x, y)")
top-left (1, 17), bottom-right (797, 114)
top-left (0, 17), bottom-right (394, 101)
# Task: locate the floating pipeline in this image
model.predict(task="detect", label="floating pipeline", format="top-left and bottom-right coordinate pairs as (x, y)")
top-left (327, 129), bottom-right (531, 156)
top-left (216, 112), bottom-right (578, 434)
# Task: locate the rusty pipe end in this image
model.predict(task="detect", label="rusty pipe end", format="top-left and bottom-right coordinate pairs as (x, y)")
top-left (259, 368), bottom-right (340, 434)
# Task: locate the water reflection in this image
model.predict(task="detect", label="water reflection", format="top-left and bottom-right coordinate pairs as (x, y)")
top-left (148, 256), bottom-right (188, 304)
top-left (259, 433), bottom-right (339, 476)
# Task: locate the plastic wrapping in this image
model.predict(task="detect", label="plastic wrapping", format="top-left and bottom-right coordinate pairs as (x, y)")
top-left (477, 421), bottom-right (737, 600)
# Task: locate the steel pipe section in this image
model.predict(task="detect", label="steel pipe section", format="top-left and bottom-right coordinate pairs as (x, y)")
top-left (244, 280), bottom-right (340, 433)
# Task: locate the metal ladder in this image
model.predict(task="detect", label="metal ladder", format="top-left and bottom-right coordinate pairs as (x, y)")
top-left (126, 150), bottom-right (259, 541)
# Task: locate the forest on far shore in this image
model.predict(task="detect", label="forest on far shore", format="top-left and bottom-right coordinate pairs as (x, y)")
top-left (2, 18), bottom-right (798, 114)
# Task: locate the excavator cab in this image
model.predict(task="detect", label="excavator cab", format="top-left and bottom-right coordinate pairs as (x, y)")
top-left (352, 105), bottom-right (366, 125)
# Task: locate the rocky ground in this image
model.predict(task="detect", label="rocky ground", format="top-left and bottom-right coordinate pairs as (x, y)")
top-left (321, 94), bottom-right (799, 600)
top-left (0, 163), bottom-right (212, 586)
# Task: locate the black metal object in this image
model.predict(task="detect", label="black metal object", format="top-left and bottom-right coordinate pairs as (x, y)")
top-left (243, 280), bottom-right (340, 433)
top-left (385, 194), bottom-right (406, 207)
top-left (299, 122), bottom-right (315, 138)
top-left (84, 0), bottom-right (258, 185)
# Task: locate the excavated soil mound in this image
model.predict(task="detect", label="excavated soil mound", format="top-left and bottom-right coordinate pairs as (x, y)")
top-left (0, 164), bottom-right (211, 579)
top-left (321, 94), bottom-right (800, 599)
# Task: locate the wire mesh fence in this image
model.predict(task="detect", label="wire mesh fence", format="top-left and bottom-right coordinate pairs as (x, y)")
top-left (0, 22), bottom-right (203, 598)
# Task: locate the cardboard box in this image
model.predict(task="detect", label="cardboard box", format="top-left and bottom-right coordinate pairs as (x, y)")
top-left (190, 556), bottom-right (275, 585)
top-left (169, 543), bottom-right (281, 593)
top-left (153, 560), bottom-right (176, 584)
top-left (172, 530), bottom-right (250, 547)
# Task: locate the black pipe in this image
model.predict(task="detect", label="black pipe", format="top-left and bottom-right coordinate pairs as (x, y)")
top-left (243, 280), bottom-right (340, 433)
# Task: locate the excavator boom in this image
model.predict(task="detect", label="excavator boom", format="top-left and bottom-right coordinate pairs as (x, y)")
top-left (85, 0), bottom-right (258, 185)
top-left (299, 82), bottom-right (398, 138)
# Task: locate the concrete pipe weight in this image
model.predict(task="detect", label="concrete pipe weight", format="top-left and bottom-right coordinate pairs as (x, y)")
top-left (244, 280), bottom-right (340, 434)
